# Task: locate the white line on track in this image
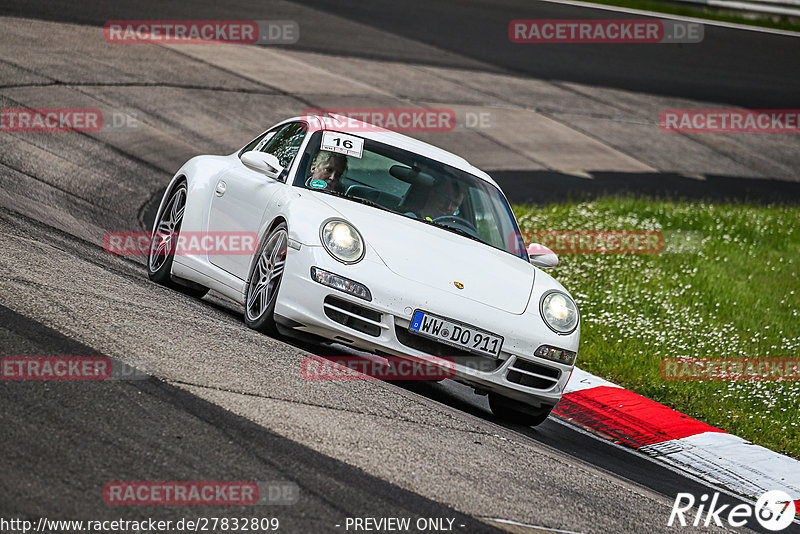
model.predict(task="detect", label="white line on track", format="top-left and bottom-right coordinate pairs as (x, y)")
top-left (481, 517), bottom-right (587, 533)
top-left (535, 0), bottom-right (800, 37)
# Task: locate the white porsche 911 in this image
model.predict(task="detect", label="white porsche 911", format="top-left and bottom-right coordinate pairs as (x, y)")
top-left (147, 114), bottom-right (580, 426)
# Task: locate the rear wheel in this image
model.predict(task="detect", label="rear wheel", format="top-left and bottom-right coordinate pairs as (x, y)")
top-left (147, 180), bottom-right (208, 298)
top-left (244, 223), bottom-right (288, 335)
top-left (488, 393), bottom-right (552, 427)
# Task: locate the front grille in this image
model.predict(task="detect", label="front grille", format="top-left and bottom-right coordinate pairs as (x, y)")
top-left (506, 357), bottom-right (560, 390)
top-left (513, 358), bottom-right (560, 379)
top-left (323, 295), bottom-right (382, 337)
top-left (395, 326), bottom-right (503, 372)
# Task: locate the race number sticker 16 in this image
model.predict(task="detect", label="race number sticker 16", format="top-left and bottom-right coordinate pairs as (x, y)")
top-left (321, 131), bottom-right (364, 158)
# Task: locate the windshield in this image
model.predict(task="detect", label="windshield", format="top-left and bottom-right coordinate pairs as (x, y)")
top-left (295, 131), bottom-right (528, 260)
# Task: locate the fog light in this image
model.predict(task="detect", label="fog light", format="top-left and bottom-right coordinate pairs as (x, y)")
top-left (534, 345), bottom-right (576, 365)
top-left (311, 267), bottom-right (372, 301)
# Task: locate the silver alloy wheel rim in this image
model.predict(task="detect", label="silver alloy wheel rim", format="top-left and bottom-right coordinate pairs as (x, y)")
top-left (246, 229), bottom-right (288, 321)
top-left (148, 185), bottom-right (186, 273)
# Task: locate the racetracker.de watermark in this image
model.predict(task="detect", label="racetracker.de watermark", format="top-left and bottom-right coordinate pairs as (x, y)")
top-left (1, 108), bottom-right (140, 132)
top-left (1, 356), bottom-right (148, 380)
top-left (104, 481), bottom-right (298, 505)
top-left (520, 230), bottom-right (664, 254)
top-left (104, 20), bottom-right (299, 44)
top-left (104, 231), bottom-right (258, 256)
top-left (1, 108), bottom-right (101, 132)
top-left (303, 108), bottom-right (457, 133)
top-left (509, 19), bottom-right (703, 43)
top-left (661, 109), bottom-right (800, 133)
top-left (661, 357), bottom-right (800, 382)
top-left (301, 356), bottom-right (458, 381)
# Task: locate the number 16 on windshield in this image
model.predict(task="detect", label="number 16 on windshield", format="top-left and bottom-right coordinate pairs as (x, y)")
top-left (321, 131), bottom-right (364, 158)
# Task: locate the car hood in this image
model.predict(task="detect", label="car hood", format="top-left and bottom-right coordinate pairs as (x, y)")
top-left (313, 193), bottom-right (535, 315)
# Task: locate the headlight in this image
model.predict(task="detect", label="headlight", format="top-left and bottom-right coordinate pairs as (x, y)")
top-left (540, 291), bottom-right (579, 334)
top-left (320, 219), bottom-right (365, 264)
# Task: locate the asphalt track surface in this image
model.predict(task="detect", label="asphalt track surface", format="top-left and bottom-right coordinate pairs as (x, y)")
top-left (0, 304), bottom-right (500, 533)
top-left (1, 2), bottom-right (799, 534)
top-left (1, 230), bottom-right (783, 534)
top-left (2, 0), bottom-right (799, 108)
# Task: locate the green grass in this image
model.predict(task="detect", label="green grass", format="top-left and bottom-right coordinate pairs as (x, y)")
top-left (514, 197), bottom-right (800, 458)
top-left (573, 0), bottom-right (800, 33)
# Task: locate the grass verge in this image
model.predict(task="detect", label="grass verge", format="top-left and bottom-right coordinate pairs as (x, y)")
top-left (514, 197), bottom-right (800, 458)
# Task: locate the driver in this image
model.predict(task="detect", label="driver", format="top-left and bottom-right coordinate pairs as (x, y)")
top-left (306, 150), bottom-right (348, 192)
top-left (416, 179), bottom-right (465, 221)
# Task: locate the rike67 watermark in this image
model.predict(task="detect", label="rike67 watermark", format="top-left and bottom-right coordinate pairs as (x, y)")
top-left (669, 491), bottom-right (797, 531)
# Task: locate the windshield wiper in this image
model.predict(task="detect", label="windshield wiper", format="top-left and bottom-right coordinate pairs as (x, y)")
top-left (425, 219), bottom-right (488, 246)
top-left (311, 188), bottom-right (394, 213)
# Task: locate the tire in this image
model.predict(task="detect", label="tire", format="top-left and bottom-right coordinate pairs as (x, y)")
top-left (488, 393), bottom-right (552, 427)
top-left (147, 180), bottom-right (209, 298)
top-left (244, 223), bottom-right (288, 335)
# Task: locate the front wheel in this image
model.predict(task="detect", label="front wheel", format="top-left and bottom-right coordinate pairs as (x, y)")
top-left (488, 393), bottom-right (552, 427)
top-left (244, 223), bottom-right (288, 335)
top-left (147, 181), bottom-right (208, 298)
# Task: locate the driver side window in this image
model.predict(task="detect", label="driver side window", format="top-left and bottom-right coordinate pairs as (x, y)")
top-left (240, 128), bottom-right (278, 155)
top-left (261, 122), bottom-right (307, 170)
top-left (239, 123), bottom-right (307, 181)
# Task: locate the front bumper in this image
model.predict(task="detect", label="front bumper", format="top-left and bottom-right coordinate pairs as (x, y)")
top-left (274, 243), bottom-right (578, 409)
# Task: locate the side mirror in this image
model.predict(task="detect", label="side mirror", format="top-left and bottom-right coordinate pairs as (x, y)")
top-left (241, 151), bottom-right (283, 179)
top-left (527, 243), bottom-right (558, 268)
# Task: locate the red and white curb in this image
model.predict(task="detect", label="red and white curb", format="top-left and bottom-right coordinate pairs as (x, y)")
top-left (555, 368), bottom-right (800, 513)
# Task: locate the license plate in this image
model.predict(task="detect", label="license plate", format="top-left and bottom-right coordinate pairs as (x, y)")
top-left (408, 310), bottom-right (503, 358)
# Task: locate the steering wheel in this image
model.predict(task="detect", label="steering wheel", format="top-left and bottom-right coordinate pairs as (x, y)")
top-left (432, 215), bottom-right (481, 238)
